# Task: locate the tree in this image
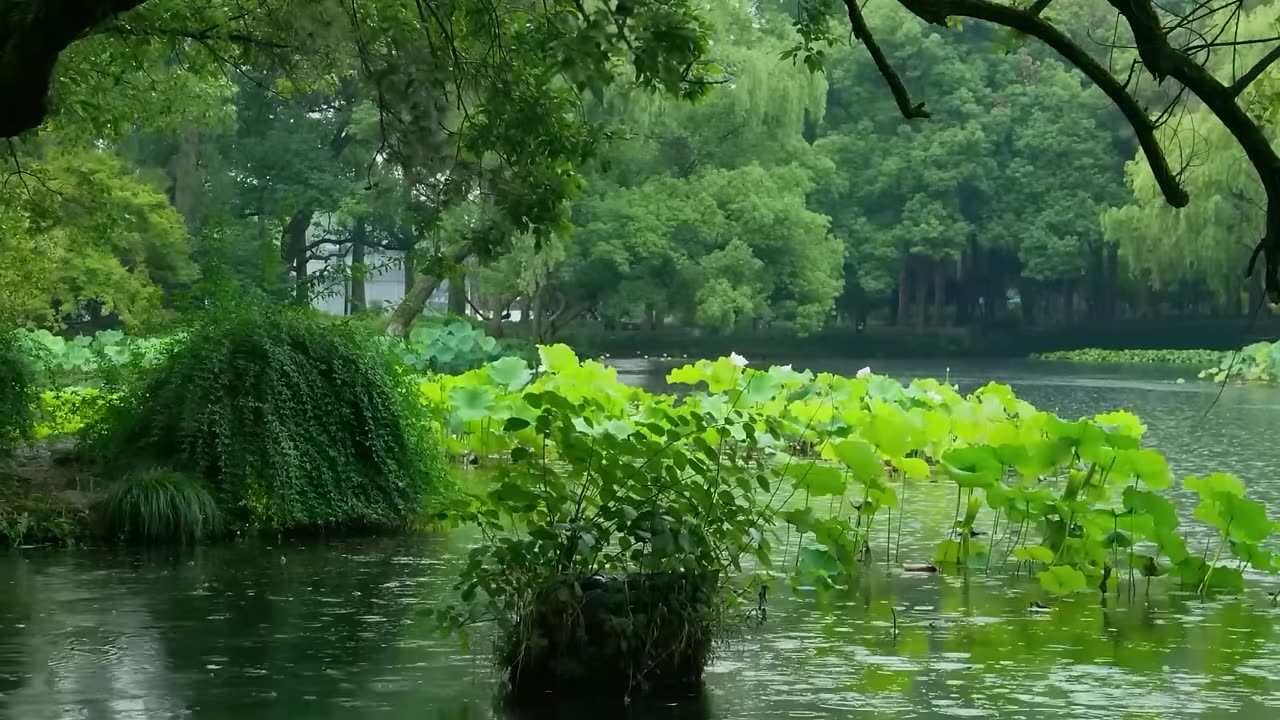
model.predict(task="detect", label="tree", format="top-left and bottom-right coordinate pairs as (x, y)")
top-left (811, 3), bottom-right (1129, 328)
top-left (0, 147), bottom-right (193, 328)
top-left (2, 0), bottom-right (721, 333)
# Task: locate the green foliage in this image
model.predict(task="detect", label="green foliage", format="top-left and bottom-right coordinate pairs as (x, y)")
top-left (31, 387), bottom-right (113, 440)
top-left (387, 320), bottom-right (529, 374)
top-left (14, 328), bottom-right (178, 387)
top-left (86, 307), bottom-right (449, 531)
top-left (0, 148), bottom-right (195, 329)
top-left (1035, 348), bottom-right (1227, 366)
top-left (99, 469), bottom-right (223, 544)
top-left (0, 331), bottom-right (39, 454)
top-left (0, 473), bottom-right (89, 548)
top-left (1200, 341), bottom-right (1280, 384)
top-left (425, 345), bottom-right (1276, 627)
top-left (431, 346), bottom-right (777, 694)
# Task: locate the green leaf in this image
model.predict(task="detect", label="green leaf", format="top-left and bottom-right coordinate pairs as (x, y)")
top-left (941, 445), bottom-right (1002, 488)
top-left (1126, 449), bottom-right (1171, 489)
top-left (1038, 565), bottom-right (1088, 596)
top-left (828, 438), bottom-right (882, 483)
top-left (537, 344), bottom-right (579, 374)
top-left (488, 356), bottom-right (534, 391)
top-left (1013, 545), bottom-right (1055, 564)
top-left (1103, 530), bottom-right (1133, 549)
top-left (892, 456), bottom-right (930, 479)
top-left (794, 464), bottom-right (847, 497)
top-left (503, 417), bottom-right (531, 432)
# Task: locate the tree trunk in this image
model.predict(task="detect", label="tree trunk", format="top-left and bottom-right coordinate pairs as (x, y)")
top-left (531, 285), bottom-right (546, 343)
top-left (932, 260), bottom-right (946, 327)
top-left (282, 208), bottom-right (314, 305)
top-left (1063, 282), bottom-right (1076, 325)
top-left (913, 260), bottom-right (928, 330)
top-left (1103, 244), bottom-right (1119, 320)
top-left (169, 129), bottom-right (200, 229)
top-left (487, 305), bottom-right (505, 338)
top-left (447, 272), bottom-right (467, 316)
top-left (385, 243), bottom-right (472, 336)
top-left (896, 257), bottom-right (911, 327)
top-left (350, 221), bottom-right (366, 314)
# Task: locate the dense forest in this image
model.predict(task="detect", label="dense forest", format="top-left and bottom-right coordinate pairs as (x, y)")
top-left (3, 0), bottom-right (1280, 342)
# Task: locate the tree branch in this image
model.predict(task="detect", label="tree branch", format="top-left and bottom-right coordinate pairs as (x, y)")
top-left (1029, 0), bottom-right (1054, 16)
top-left (1104, 0), bottom-right (1280, 298)
top-left (842, 0), bottom-right (931, 119)
top-left (893, 0), bottom-right (1188, 208)
top-left (101, 24), bottom-right (289, 49)
top-left (1230, 43), bottom-right (1280, 97)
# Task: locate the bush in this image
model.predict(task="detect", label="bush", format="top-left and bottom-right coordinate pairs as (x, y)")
top-left (437, 355), bottom-right (771, 702)
top-left (86, 307), bottom-right (449, 532)
top-left (0, 331), bottom-right (39, 454)
top-left (99, 469), bottom-right (222, 544)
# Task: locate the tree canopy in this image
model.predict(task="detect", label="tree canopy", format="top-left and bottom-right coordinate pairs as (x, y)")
top-left (3, 0), bottom-right (1280, 337)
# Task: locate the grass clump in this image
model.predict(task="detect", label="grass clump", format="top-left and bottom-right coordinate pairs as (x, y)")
top-left (99, 469), bottom-right (222, 544)
top-left (85, 306), bottom-right (449, 534)
top-left (0, 331), bottom-right (39, 454)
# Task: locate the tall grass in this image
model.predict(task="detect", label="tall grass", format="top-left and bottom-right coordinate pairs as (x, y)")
top-left (100, 469), bottom-right (222, 544)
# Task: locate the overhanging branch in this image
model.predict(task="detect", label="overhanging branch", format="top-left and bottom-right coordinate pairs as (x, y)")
top-left (841, 0), bottom-right (930, 119)
top-left (892, 0), bottom-right (1189, 207)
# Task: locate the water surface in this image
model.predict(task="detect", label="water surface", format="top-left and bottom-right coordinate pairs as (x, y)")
top-left (4, 359), bottom-right (1280, 719)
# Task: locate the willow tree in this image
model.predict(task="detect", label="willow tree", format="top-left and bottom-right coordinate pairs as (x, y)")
top-left (1103, 4), bottom-right (1280, 312)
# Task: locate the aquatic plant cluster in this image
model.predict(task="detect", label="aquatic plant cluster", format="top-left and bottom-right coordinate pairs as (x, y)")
top-left (1034, 348), bottom-right (1225, 366)
top-left (1199, 340), bottom-right (1280, 384)
top-left (1036, 342), bottom-right (1280, 387)
top-left (427, 346), bottom-right (1278, 600)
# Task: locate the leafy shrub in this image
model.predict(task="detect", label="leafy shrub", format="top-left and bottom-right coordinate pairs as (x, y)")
top-left (86, 307), bottom-right (449, 532)
top-left (99, 469), bottom-right (222, 544)
top-left (0, 331), bottom-right (39, 454)
top-left (1035, 348), bottom-right (1226, 366)
top-left (33, 387), bottom-right (113, 439)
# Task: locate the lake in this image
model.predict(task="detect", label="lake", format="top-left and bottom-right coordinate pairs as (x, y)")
top-left (3, 358), bottom-right (1280, 719)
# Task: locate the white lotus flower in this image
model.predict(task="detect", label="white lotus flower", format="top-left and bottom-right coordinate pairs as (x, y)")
top-left (856, 366), bottom-right (872, 378)
top-left (780, 364), bottom-right (793, 371)
top-left (925, 391), bottom-right (943, 404)
top-left (729, 352), bottom-right (749, 368)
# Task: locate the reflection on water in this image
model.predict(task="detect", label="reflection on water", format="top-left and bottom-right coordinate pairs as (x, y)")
top-left (3, 361), bottom-right (1280, 719)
